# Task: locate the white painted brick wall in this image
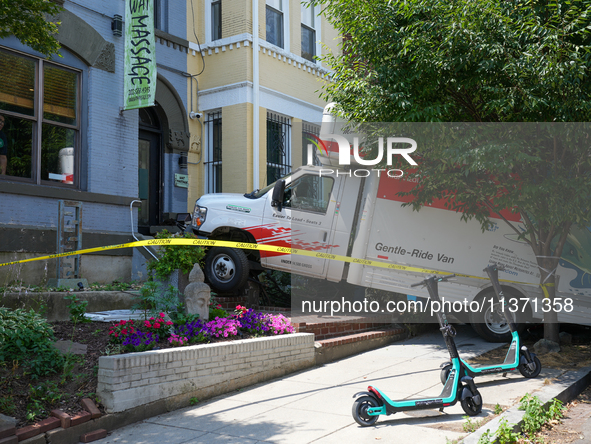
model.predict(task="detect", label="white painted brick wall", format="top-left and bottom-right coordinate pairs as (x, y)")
top-left (97, 333), bottom-right (315, 413)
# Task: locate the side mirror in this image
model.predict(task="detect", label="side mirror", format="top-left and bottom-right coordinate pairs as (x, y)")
top-left (271, 179), bottom-right (285, 211)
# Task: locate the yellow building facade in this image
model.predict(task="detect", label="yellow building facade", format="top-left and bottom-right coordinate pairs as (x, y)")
top-left (185, 0), bottom-right (340, 205)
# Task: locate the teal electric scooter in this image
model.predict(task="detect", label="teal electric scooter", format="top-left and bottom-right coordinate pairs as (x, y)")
top-left (439, 263), bottom-right (542, 385)
top-left (352, 274), bottom-right (483, 426)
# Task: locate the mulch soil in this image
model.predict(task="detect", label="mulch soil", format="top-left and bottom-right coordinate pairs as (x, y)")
top-left (0, 321), bottom-right (112, 428)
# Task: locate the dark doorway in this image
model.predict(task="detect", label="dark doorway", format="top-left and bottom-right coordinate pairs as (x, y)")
top-left (138, 107), bottom-right (162, 235)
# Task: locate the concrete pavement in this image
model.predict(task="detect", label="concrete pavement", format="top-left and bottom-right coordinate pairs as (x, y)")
top-left (92, 325), bottom-right (588, 444)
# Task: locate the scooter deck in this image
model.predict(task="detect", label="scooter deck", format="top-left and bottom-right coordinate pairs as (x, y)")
top-left (461, 333), bottom-right (519, 375)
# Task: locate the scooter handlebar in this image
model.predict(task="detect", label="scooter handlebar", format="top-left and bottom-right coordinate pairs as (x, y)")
top-left (484, 262), bottom-right (506, 272)
top-left (410, 274), bottom-right (456, 288)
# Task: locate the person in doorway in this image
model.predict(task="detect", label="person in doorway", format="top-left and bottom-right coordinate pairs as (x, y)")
top-left (0, 115), bottom-right (7, 175)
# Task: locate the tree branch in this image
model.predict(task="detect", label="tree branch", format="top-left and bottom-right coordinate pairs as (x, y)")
top-left (483, 200), bottom-right (530, 245)
top-left (519, 209), bottom-right (540, 256)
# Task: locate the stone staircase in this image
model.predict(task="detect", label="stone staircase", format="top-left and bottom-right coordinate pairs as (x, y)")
top-left (214, 294), bottom-right (409, 365)
top-left (290, 316), bottom-right (408, 365)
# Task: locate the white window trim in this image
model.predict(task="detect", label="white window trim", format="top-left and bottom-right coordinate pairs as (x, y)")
top-left (313, 4), bottom-right (321, 66)
top-left (301, 2), bottom-right (322, 65)
top-left (204, 0), bottom-right (222, 44)
top-left (204, 0), bottom-right (213, 45)
top-left (265, 0), bottom-right (290, 52)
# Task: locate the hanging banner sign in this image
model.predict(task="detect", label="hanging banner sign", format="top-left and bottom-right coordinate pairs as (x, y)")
top-left (123, 0), bottom-right (157, 110)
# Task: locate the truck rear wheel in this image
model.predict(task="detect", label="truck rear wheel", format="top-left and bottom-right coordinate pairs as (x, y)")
top-left (469, 289), bottom-right (528, 342)
top-left (205, 247), bottom-right (250, 293)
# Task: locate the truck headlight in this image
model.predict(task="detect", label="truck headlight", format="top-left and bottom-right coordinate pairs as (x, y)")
top-left (193, 205), bottom-right (207, 228)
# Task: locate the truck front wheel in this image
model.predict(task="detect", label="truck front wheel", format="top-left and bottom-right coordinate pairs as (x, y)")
top-left (205, 247), bottom-right (250, 293)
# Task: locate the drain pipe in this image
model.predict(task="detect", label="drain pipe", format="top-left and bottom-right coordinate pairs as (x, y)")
top-left (252, 0), bottom-right (260, 190)
top-left (130, 200), bottom-right (158, 260)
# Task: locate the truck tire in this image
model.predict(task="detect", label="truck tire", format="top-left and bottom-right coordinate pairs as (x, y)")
top-left (469, 289), bottom-right (528, 343)
top-left (205, 247), bottom-right (250, 293)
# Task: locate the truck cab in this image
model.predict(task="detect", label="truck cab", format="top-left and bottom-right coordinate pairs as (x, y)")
top-left (191, 166), bottom-right (361, 293)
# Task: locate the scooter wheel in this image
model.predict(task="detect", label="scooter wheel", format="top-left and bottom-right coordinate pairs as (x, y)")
top-left (461, 390), bottom-right (483, 416)
top-left (352, 396), bottom-right (380, 426)
top-left (519, 355), bottom-right (542, 378)
top-left (440, 362), bottom-right (452, 385)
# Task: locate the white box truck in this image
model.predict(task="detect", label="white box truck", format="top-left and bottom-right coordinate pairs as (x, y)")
top-left (191, 106), bottom-right (591, 342)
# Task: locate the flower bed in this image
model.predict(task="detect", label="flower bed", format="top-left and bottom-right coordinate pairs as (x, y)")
top-left (107, 307), bottom-right (296, 354)
top-left (97, 305), bottom-right (309, 413)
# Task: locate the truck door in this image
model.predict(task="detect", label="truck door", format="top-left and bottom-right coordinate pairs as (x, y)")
top-left (262, 173), bottom-right (339, 277)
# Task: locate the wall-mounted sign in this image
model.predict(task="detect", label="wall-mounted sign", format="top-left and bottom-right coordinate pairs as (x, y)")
top-left (174, 173), bottom-right (189, 188)
top-left (123, 0), bottom-right (156, 110)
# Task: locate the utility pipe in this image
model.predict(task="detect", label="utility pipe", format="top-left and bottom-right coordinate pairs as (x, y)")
top-left (252, 0), bottom-right (260, 190)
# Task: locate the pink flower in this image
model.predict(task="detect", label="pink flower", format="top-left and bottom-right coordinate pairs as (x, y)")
top-left (166, 321), bottom-right (173, 326)
top-left (120, 320), bottom-right (127, 325)
top-left (145, 321), bottom-right (152, 328)
top-left (154, 323), bottom-right (161, 329)
top-left (122, 329), bottom-right (127, 334)
top-left (159, 312), bottom-right (165, 318)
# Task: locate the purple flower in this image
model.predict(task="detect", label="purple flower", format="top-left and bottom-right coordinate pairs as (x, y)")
top-left (122, 330), bottom-right (159, 350)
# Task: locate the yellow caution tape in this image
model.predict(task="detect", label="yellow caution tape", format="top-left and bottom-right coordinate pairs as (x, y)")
top-left (0, 238), bottom-right (544, 287)
top-left (540, 282), bottom-right (555, 298)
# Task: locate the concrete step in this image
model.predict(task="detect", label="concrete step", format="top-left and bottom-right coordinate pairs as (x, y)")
top-left (292, 319), bottom-right (398, 340)
top-left (313, 325), bottom-right (409, 365)
top-left (314, 325), bottom-right (407, 347)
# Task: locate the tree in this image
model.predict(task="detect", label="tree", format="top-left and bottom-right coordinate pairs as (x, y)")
top-left (314, 0), bottom-right (591, 343)
top-left (0, 0), bottom-right (62, 57)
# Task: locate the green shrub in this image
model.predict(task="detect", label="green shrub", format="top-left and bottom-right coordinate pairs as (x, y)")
top-left (29, 381), bottom-right (63, 405)
top-left (208, 297), bottom-right (229, 320)
top-left (147, 230), bottom-right (206, 280)
top-left (0, 307), bottom-right (64, 378)
top-left (64, 293), bottom-right (91, 324)
top-left (169, 304), bottom-right (200, 326)
top-left (132, 281), bottom-right (181, 319)
top-left (519, 394), bottom-right (564, 436)
top-left (258, 270), bottom-right (291, 307)
top-left (0, 395), bottom-right (16, 415)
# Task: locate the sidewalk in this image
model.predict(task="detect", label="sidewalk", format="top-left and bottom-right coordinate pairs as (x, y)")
top-left (93, 325), bottom-right (590, 444)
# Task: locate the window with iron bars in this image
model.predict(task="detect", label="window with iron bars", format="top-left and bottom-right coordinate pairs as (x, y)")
top-left (266, 112), bottom-right (291, 185)
top-left (204, 112), bottom-right (222, 193)
top-left (302, 122), bottom-right (321, 166)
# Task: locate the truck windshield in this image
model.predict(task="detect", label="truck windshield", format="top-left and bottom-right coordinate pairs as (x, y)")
top-left (244, 172), bottom-right (294, 199)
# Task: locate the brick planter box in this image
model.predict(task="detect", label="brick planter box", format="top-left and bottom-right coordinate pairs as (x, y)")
top-left (97, 333), bottom-right (315, 413)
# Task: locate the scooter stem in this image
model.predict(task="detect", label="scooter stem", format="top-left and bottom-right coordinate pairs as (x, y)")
top-left (484, 264), bottom-right (518, 333)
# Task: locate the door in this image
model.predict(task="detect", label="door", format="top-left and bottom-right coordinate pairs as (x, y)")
top-left (262, 173), bottom-right (338, 277)
top-left (138, 130), bottom-right (161, 234)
